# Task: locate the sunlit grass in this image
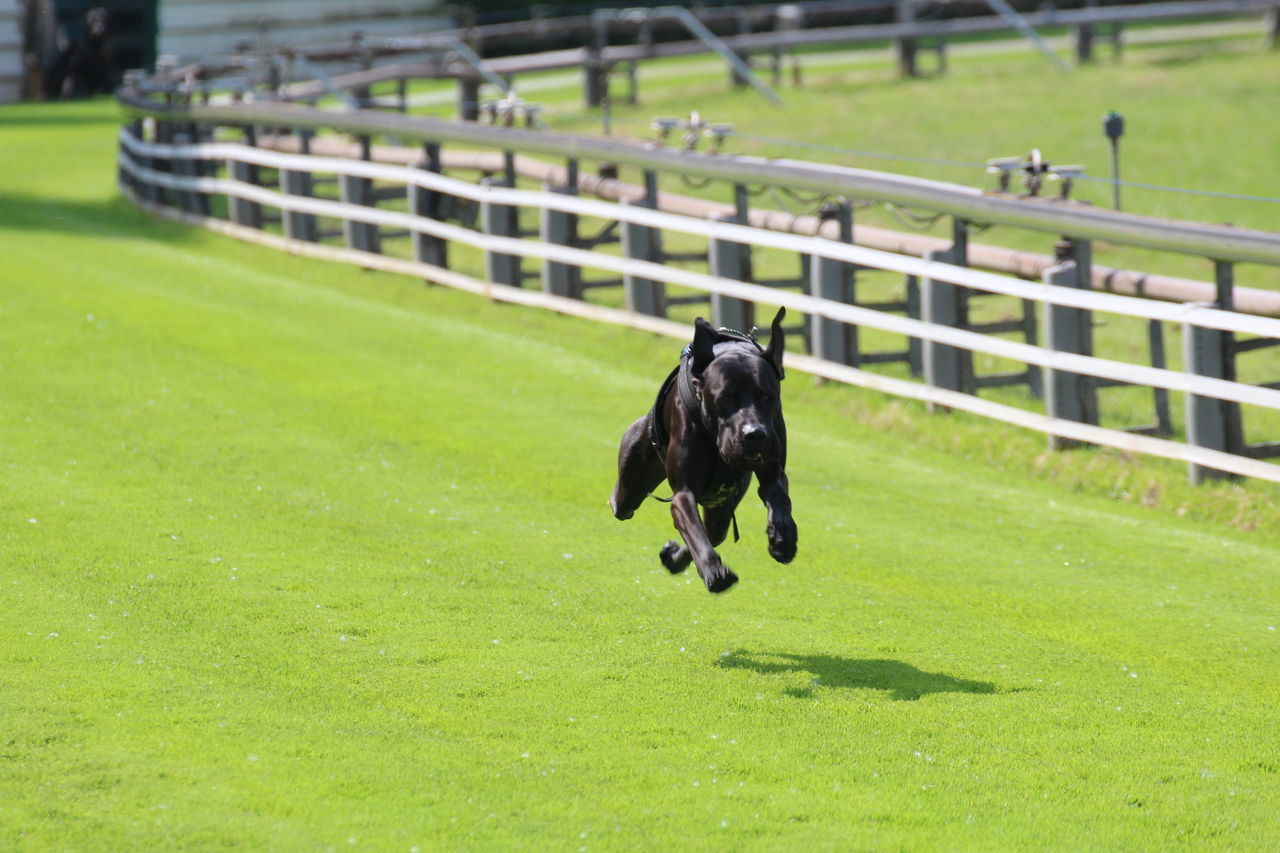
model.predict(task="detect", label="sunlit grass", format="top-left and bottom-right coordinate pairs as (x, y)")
top-left (3, 79), bottom-right (1279, 850)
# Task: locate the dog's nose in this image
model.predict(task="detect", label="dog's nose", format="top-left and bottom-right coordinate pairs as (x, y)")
top-left (742, 424), bottom-right (768, 446)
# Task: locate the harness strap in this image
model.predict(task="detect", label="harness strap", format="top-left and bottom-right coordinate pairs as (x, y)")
top-left (649, 493), bottom-right (741, 543)
top-left (677, 355), bottom-right (716, 439)
top-left (647, 364), bottom-right (681, 459)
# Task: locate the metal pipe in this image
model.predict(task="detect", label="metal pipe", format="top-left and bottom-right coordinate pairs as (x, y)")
top-left (440, 36), bottom-right (512, 95)
top-left (982, 0), bottom-right (1071, 71)
top-left (663, 6), bottom-right (783, 105)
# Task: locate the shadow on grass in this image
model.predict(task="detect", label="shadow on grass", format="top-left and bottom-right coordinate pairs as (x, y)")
top-left (0, 192), bottom-right (200, 243)
top-left (0, 110), bottom-right (123, 127)
top-left (716, 649), bottom-right (1003, 701)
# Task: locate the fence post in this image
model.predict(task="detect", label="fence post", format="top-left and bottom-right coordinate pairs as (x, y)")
top-left (626, 61), bottom-right (639, 105)
top-left (906, 275), bottom-right (923, 376)
top-left (278, 129), bottom-right (316, 241)
top-left (458, 77), bottom-right (481, 122)
top-left (541, 158), bottom-right (580, 298)
top-left (809, 201), bottom-right (854, 365)
top-left (895, 0), bottom-right (918, 78)
top-left (1074, 1), bottom-right (1096, 64)
top-left (228, 127), bottom-right (263, 229)
top-left (921, 218), bottom-right (970, 410)
top-left (1042, 239), bottom-right (1100, 450)
top-left (1074, 23), bottom-right (1094, 63)
top-left (408, 141), bottom-right (448, 268)
top-left (1147, 320), bottom-right (1173, 436)
top-left (584, 59), bottom-right (609, 108)
top-left (171, 131), bottom-right (207, 216)
top-left (709, 184), bottom-right (754, 332)
top-left (144, 119), bottom-right (163, 205)
top-left (584, 21), bottom-right (609, 108)
top-left (118, 119), bottom-right (136, 196)
top-left (118, 73), bottom-right (143, 193)
top-left (1184, 261), bottom-right (1244, 484)
top-left (148, 119), bottom-right (169, 206)
top-left (709, 220), bottom-right (751, 332)
top-left (120, 117), bottom-right (144, 198)
top-left (480, 175), bottom-right (520, 287)
top-left (153, 95), bottom-right (177, 209)
top-left (1267, 6), bottom-right (1280, 49)
top-left (339, 137), bottom-right (380, 254)
top-left (621, 169), bottom-right (665, 316)
top-left (730, 9), bottom-right (753, 89)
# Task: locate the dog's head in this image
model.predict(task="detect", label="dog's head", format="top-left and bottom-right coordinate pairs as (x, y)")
top-left (689, 308), bottom-right (786, 471)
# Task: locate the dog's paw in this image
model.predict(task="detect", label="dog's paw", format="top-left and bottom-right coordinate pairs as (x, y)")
top-left (702, 564), bottom-right (739, 594)
top-left (659, 540), bottom-right (690, 574)
top-left (767, 519), bottom-right (798, 564)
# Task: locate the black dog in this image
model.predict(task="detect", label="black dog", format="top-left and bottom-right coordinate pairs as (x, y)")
top-left (610, 308), bottom-right (797, 593)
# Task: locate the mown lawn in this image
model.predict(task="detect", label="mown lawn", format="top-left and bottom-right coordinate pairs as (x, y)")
top-left (2, 97), bottom-right (1279, 850)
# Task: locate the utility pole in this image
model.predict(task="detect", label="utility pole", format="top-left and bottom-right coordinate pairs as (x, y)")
top-left (1103, 110), bottom-right (1124, 211)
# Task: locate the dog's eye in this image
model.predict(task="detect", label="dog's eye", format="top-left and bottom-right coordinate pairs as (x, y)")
top-left (759, 393), bottom-right (773, 404)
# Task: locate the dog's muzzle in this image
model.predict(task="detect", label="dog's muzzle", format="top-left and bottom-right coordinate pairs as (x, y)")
top-left (722, 422), bottom-right (772, 468)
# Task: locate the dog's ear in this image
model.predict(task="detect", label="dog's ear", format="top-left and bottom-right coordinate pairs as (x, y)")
top-left (764, 307), bottom-right (786, 379)
top-left (690, 317), bottom-right (716, 376)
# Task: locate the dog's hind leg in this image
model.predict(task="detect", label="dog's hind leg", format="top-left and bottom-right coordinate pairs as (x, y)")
top-left (610, 415), bottom-right (666, 521)
top-left (659, 500), bottom-right (736, 575)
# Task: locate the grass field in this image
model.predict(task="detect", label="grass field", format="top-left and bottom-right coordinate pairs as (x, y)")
top-left (3, 75), bottom-right (1280, 852)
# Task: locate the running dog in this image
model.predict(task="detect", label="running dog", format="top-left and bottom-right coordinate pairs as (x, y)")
top-left (609, 309), bottom-right (797, 593)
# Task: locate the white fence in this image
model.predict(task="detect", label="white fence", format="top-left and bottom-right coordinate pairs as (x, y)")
top-left (116, 124), bottom-right (1280, 485)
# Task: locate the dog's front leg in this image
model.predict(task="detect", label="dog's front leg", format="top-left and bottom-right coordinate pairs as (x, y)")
top-left (669, 491), bottom-right (738, 593)
top-left (757, 466), bottom-right (797, 564)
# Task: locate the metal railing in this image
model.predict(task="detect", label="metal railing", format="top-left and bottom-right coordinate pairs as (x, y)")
top-left (116, 89), bottom-right (1280, 484)
top-left (118, 92), bottom-right (1280, 265)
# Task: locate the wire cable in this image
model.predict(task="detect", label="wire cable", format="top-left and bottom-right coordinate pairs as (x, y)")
top-left (885, 203), bottom-right (946, 230)
top-left (732, 130), bottom-right (990, 170)
top-left (1073, 174), bottom-right (1280, 206)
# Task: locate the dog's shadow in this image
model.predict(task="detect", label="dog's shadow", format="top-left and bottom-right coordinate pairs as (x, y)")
top-left (716, 650), bottom-right (1003, 701)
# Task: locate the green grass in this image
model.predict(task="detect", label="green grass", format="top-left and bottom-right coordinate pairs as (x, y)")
top-left (3, 91), bottom-right (1280, 851)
